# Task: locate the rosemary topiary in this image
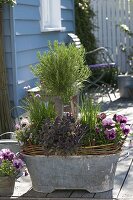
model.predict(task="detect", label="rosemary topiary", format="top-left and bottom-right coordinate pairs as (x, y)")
top-left (31, 41), bottom-right (91, 103)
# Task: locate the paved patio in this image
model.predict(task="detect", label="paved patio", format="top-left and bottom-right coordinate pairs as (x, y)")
top-left (2, 91), bottom-right (133, 199)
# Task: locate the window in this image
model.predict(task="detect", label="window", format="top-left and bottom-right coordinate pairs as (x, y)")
top-left (40, 0), bottom-right (64, 32)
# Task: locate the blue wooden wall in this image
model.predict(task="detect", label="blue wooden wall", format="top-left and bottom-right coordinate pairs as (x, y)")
top-left (3, 0), bottom-right (75, 108)
top-left (3, 5), bottom-right (16, 108)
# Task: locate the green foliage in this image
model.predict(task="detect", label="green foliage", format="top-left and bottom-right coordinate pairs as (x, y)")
top-left (80, 97), bottom-right (100, 129)
top-left (16, 94), bottom-right (56, 145)
top-left (75, 0), bottom-right (97, 64)
top-left (80, 98), bottom-right (130, 146)
top-left (0, 160), bottom-right (15, 176)
top-left (0, 0), bottom-right (16, 5)
top-left (120, 24), bottom-right (133, 73)
top-left (90, 67), bottom-right (118, 87)
top-left (80, 97), bottom-right (100, 145)
top-left (22, 94), bottom-right (56, 130)
top-left (16, 125), bottom-right (32, 145)
top-left (120, 24), bottom-right (133, 37)
top-left (31, 41), bottom-right (91, 103)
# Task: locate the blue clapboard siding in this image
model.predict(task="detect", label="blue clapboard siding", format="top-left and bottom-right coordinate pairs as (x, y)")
top-left (3, 0), bottom-right (75, 107)
top-left (3, 5), bottom-right (15, 107)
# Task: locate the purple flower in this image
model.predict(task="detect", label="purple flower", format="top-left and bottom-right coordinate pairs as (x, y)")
top-left (0, 158), bottom-right (2, 165)
top-left (0, 149), bottom-right (15, 161)
top-left (35, 93), bottom-right (41, 98)
top-left (102, 118), bottom-right (115, 127)
top-left (0, 149), bottom-right (24, 177)
top-left (120, 123), bottom-right (126, 129)
top-left (105, 128), bottom-right (116, 140)
top-left (95, 126), bottom-right (100, 133)
top-left (114, 114), bottom-right (127, 123)
top-left (120, 123), bottom-right (130, 135)
top-left (13, 158), bottom-right (24, 170)
top-left (0, 154), bottom-right (3, 160)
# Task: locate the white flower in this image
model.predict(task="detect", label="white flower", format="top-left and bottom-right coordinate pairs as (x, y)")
top-left (20, 118), bottom-right (30, 128)
top-left (78, 3), bottom-right (82, 7)
top-left (120, 24), bottom-right (130, 32)
top-left (24, 85), bottom-right (31, 90)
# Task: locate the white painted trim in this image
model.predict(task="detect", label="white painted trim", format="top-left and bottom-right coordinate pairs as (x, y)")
top-left (40, 0), bottom-right (62, 32)
top-left (41, 27), bottom-right (66, 32)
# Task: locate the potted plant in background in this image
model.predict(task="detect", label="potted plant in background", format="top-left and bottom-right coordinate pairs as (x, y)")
top-left (16, 95), bottom-right (130, 193)
top-left (0, 148), bottom-right (24, 196)
top-left (31, 41), bottom-right (90, 117)
top-left (118, 24), bottom-right (133, 98)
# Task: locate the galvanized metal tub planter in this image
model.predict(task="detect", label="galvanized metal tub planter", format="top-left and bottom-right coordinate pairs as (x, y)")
top-left (23, 152), bottom-right (120, 193)
top-left (0, 139), bottom-right (20, 153)
top-left (0, 176), bottom-right (15, 196)
top-left (117, 74), bottom-right (133, 98)
top-left (0, 132), bottom-right (20, 153)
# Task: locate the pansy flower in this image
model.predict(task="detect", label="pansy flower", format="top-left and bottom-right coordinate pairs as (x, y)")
top-left (105, 128), bottom-right (116, 140)
top-left (102, 118), bottom-right (115, 127)
top-left (113, 114), bottom-right (127, 124)
top-left (120, 123), bottom-right (130, 135)
top-left (13, 158), bottom-right (24, 170)
top-left (0, 149), bottom-right (15, 161)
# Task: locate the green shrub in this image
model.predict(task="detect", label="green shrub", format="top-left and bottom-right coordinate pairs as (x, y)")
top-left (120, 24), bottom-right (133, 73)
top-left (75, 0), bottom-right (97, 65)
top-left (31, 41), bottom-right (91, 103)
top-left (90, 67), bottom-right (118, 87)
top-left (0, 0), bottom-right (16, 5)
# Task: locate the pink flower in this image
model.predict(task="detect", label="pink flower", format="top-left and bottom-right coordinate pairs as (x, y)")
top-left (120, 123), bottom-right (130, 135)
top-left (114, 114), bottom-right (127, 123)
top-left (0, 149), bottom-right (15, 161)
top-left (0, 160), bottom-right (1, 165)
top-left (102, 118), bottom-right (115, 126)
top-left (105, 128), bottom-right (116, 140)
top-left (15, 123), bottom-right (20, 130)
top-left (0, 149), bottom-right (24, 176)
